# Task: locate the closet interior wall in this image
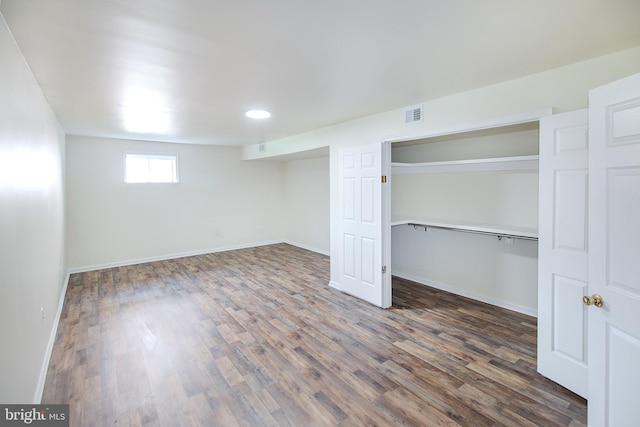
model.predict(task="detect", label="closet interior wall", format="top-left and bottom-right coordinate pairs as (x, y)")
top-left (390, 124), bottom-right (540, 315)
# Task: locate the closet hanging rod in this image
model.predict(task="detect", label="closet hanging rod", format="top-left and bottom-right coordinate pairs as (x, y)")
top-left (407, 223), bottom-right (539, 241)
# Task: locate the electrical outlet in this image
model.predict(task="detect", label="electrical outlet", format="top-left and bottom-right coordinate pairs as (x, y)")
top-left (40, 306), bottom-right (45, 320)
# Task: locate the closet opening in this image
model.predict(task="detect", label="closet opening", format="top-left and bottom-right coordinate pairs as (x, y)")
top-left (387, 120), bottom-right (540, 317)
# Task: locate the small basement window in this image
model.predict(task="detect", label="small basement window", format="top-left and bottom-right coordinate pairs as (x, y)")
top-left (125, 154), bottom-right (178, 183)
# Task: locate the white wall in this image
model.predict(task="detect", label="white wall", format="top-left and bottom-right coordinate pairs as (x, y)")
top-left (392, 127), bottom-right (540, 228)
top-left (244, 48), bottom-right (640, 161)
top-left (243, 47), bottom-right (640, 310)
top-left (66, 136), bottom-right (285, 270)
top-left (283, 156), bottom-right (330, 254)
top-left (0, 15), bottom-right (66, 403)
top-left (391, 226), bottom-right (538, 313)
top-left (392, 172), bottom-right (539, 229)
top-left (391, 168), bottom-right (539, 314)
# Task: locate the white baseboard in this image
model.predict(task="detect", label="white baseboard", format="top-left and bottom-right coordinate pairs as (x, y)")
top-left (34, 271), bottom-right (70, 404)
top-left (391, 270), bottom-right (537, 318)
top-left (67, 240), bottom-right (286, 274)
top-left (283, 240), bottom-right (330, 256)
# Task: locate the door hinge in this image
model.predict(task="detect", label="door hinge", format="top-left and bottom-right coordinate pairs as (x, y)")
top-left (382, 266), bottom-right (387, 273)
top-left (382, 175), bottom-right (387, 183)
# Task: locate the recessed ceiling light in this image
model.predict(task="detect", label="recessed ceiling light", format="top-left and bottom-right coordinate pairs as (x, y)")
top-left (245, 109), bottom-right (271, 119)
top-left (122, 87), bottom-right (171, 134)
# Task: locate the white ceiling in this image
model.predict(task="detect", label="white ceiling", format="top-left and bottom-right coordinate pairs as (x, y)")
top-left (2, 0), bottom-right (639, 147)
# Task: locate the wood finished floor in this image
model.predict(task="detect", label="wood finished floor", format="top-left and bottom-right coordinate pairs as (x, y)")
top-left (43, 243), bottom-right (586, 426)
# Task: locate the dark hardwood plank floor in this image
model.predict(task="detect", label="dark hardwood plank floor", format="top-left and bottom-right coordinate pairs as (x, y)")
top-left (43, 243), bottom-right (586, 426)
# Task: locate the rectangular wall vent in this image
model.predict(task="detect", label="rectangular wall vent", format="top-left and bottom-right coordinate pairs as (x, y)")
top-left (405, 105), bottom-right (424, 124)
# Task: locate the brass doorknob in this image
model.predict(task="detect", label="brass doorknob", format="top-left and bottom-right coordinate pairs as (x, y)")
top-left (583, 294), bottom-right (603, 308)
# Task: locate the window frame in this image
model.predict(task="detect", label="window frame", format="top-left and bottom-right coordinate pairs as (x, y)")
top-left (124, 153), bottom-right (179, 184)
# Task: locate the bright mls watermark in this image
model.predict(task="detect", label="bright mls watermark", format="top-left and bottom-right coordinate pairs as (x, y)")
top-left (1, 405), bottom-right (68, 426)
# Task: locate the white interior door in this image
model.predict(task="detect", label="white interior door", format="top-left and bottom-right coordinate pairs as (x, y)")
top-left (337, 143), bottom-right (390, 308)
top-left (538, 109), bottom-right (589, 398)
top-left (588, 73), bottom-right (640, 426)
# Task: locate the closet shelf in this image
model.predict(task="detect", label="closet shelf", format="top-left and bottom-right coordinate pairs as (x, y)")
top-left (391, 217), bottom-right (538, 240)
top-left (391, 155), bottom-right (539, 174)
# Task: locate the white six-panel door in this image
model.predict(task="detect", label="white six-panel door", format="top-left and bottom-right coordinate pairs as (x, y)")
top-left (337, 143), bottom-right (389, 307)
top-left (538, 109), bottom-right (589, 398)
top-left (588, 73), bottom-right (640, 426)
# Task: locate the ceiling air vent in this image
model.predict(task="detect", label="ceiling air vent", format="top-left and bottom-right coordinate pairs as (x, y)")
top-left (405, 105), bottom-right (424, 124)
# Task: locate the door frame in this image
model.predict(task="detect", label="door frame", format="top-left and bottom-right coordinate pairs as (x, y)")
top-left (382, 108), bottom-right (551, 303)
top-left (381, 141), bottom-right (392, 307)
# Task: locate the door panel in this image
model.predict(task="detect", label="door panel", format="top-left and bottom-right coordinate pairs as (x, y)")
top-left (610, 102), bottom-right (640, 141)
top-left (553, 275), bottom-right (587, 361)
top-left (588, 72), bottom-right (640, 426)
top-left (343, 177), bottom-right (355, 220)
top-left (361, 237), bottom-right (375, 286)
top-left (554, 125), bottom-right (589, 153)
top-left (538, 109), bottom-right (589, 398)
top-left (343, 234), bottom-right (356, 278)
top-left (361, 177), bottom-right (375, 223)
top-left (608, 169), bottom-right (640, 293)
top-left (607, 326), bottom-right (640, 426)
top-left (554, 170), bottom-right (588, 251)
